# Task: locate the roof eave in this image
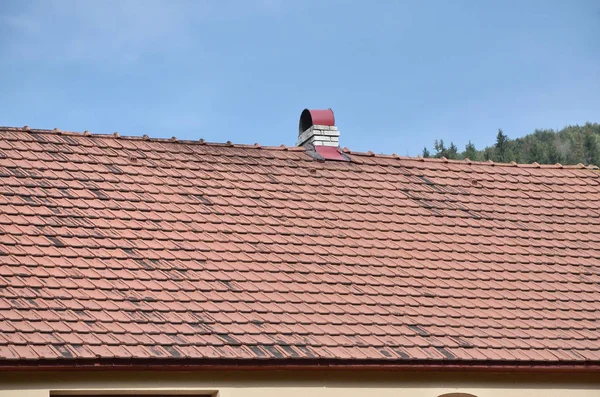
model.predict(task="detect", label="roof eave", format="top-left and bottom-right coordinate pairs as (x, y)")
top-left (2, 359), bottom-right (600, 373)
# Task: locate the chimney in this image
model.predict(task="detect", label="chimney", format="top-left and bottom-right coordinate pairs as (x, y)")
top-left (297, 109), bottom-right (340, 147)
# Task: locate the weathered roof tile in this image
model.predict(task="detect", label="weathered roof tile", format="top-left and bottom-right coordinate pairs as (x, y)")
top-left (0, 127), bottom-right (599, 366)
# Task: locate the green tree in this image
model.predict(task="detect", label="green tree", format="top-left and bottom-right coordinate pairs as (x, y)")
top-left (583, 132), bottom-right (600, 165)
top-left (425, 122), bottom-right (600, 166)
top-left (433, 139), bottom-right (446, 158)
top-left (546, 140), bottom-right (562, 164)
top-left (526, 141), bottom-right (547, 164)
top-left (567, 133), bottom-right (585, 164)
top-left (447, 142), bottom-right (459, 159)
top-left (495, 129), bottom-right (509, 162)
top-left (463, 141), bottom-right (477, 160)
top-left (422, 147), bottom-right (431, 158)
top-left (483, 146), bottom-right (494, 161)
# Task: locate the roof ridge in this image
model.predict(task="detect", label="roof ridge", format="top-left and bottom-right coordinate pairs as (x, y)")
top-left (0, 126), bottom-right (306, 152)
top-left (340, 148), bottom-right (598, 169)
top-left (1, 126), bottom-right (598, 169)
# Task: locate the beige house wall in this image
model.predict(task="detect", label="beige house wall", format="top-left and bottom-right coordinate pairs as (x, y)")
top-left (1, 369), bottom-right (599, 397)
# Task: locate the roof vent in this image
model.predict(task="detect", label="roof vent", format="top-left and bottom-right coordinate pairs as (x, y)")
top-left (297, 109), bottom-right (339, 147)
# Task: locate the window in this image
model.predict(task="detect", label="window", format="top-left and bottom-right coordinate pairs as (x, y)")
top-left (438, 394), bottom-right (478, 397)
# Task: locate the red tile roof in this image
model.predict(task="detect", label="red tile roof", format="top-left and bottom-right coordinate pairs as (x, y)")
top-left (1, 126), bottom-right (600, 368)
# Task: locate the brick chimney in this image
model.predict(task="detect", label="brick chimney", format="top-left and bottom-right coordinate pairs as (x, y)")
top-left (297, 109), bottom-right (339, 147)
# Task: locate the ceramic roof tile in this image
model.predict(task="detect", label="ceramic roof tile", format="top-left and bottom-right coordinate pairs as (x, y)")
top-left (0, 126), bottom-right (599, 367)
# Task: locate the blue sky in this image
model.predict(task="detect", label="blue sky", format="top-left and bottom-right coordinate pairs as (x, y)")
top-left (1, 0), bottom-right (599, 155)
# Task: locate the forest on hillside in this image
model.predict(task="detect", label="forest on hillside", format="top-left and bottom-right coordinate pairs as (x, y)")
top-left (422, 123), bottom-right (600, 166)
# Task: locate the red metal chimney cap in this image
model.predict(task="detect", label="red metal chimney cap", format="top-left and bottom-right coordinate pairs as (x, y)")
top-left (299, 109), bottom-right (335, 133)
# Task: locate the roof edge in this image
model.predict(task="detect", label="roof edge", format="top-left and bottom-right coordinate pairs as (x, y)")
top-left (1, 358), bottom-right (600, 373)
top-left (1, 126), bottom-right (597, 169)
